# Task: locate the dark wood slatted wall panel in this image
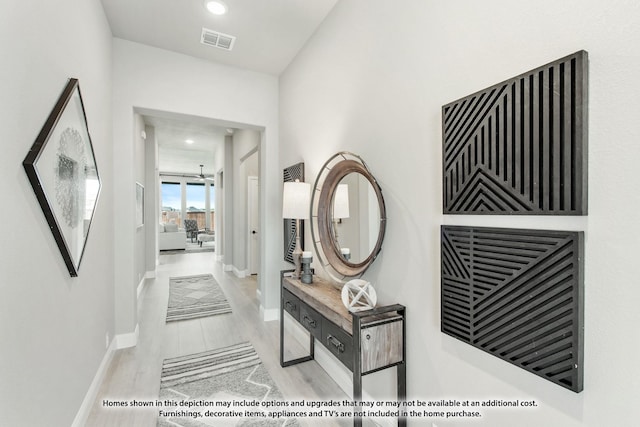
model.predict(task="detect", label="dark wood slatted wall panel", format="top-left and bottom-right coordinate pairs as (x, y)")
top-left (443, 51), bottom-right (588, 215)
top-left (283, 162), bottom-right (305, 263)
top-left (441, 225), bottom-right (584, 392)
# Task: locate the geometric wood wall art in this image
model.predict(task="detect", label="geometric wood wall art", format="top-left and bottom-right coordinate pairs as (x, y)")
top-left (283, 162), bottom-right (305, 264)
top-left (441, 225), bottom-right (584, 392)
top-left (442, 50), bottom-right (588, 215)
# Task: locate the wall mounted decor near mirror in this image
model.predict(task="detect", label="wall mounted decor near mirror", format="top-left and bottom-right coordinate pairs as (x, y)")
top-left (441, 225), bottom-right (584, 392)
top-left (23, 78), bottom-right (101, 277)
top-left (442, 50), bottom-right (588, 215)
top-left (310, 152), bottom-right (386, 283)
top-left (283, 162), bottom-right (305, 264)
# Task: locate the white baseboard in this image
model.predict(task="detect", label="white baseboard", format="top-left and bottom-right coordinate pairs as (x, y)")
top-left (223, 263), bottom-right (233, 272)
top-left (71, 338), bottom-right (117, 427)
top-left (216, 254), bottom-right (223, 262)
top-left (116, 323), bottom-right (139, 349)
top-left (260, 305), bottom-right (279, 322)
top-left (145, 270), bottom-right (156, 279)
top-left (233, 266), bottom-right (248, 278)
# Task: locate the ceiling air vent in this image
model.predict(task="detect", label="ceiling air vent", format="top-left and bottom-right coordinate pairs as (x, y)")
top-left (200, 28), bottom-right (236, 51)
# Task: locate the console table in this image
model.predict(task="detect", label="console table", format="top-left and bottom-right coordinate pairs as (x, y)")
top-left (279, 270), bottom-right (406, 427)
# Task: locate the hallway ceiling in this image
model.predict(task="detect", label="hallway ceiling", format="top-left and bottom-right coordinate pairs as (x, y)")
top-left (101, 0), bottom-right (339, 75)
top-left (106, 0), bottom-right (338, 176)
top-left (143, 114), bottom-right (227, 177)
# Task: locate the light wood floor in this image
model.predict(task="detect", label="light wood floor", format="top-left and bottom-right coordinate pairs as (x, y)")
top-left (86, 251), bottom-right (352, 427)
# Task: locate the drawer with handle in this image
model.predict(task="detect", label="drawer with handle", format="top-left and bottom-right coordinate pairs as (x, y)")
top-left (299, 304), bottom-right (322, 339)
top-left (282, 288), bottom-right (300, 321)
top-left (322, 318), bottom-right (353, 371)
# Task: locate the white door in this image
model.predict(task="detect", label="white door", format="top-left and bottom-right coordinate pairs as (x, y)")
top-left (247, 176), bottom-right (259, 275)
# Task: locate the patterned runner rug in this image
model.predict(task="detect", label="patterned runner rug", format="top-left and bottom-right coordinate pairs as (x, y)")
top-left (158, 342), bottom-right (299, 426)
top-left (166, 274), bottom-right (232, 322)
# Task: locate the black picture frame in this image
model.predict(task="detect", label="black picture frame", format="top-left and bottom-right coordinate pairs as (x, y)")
top-left (23, 78), bottom-right (101, 277)
top-left (283, 162), bottom-right (305, 264)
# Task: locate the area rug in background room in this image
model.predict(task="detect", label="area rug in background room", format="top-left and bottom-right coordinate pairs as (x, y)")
top-left (166, 274), bottom-right (232, 322)
top-left (160, 240), bottom-right (216, 255)
top-left (158, 342), bottom-right (300, 427)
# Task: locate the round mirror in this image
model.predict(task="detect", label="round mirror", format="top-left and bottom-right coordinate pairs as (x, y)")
top-left (330, 173), bottom-right (381, 264)
top-left (311, 152), bottom-right (386, 282)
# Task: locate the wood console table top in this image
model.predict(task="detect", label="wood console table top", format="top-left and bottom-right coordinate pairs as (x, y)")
top-left (283, 275), bottom-right (353, 333)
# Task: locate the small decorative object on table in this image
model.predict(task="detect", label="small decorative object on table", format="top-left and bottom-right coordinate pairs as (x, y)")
top-left (341, 279), bottom-right (377, 312)
top-left (341, 247), bottom-right (351, 261)
top-left (301, 251), bottom-right (313, 284)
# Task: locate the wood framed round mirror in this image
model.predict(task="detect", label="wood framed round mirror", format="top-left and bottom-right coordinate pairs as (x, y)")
top-left (310, 152), bottom-right (386, 283)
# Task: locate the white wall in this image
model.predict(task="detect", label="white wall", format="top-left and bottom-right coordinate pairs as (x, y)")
top-left (0, 0), bottom-right (114, 425)
top-left (280, 0), bottom-right (640, 425)
top-left (113, 39), bottom-right (281, 333)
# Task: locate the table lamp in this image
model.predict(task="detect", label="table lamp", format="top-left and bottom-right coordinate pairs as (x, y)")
top-left (283, 179), bottom-right (311, 279)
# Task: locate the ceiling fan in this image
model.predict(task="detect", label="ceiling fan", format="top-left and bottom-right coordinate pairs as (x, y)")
top-left (193, 164), bottom-right (215, 182)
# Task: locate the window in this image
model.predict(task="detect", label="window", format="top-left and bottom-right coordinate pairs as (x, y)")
top-left (186, 183), bottom-right (206, 229)
top-left (209, 184), bottom-right (215, 230)
top-left (161, 182), bottom-right (181, 225)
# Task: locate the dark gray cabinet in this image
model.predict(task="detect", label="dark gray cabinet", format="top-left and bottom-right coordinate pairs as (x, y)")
top-left (279, 270), bottom-right (406, 427)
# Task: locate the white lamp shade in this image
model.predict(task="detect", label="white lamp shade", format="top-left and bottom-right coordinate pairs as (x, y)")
top-left (282, 181), bottom-right (311, 219)
top-left (333, 183), bottom-right (350, 219)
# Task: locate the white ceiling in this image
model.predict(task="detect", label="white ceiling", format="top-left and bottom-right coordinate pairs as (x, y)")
top-left (103, 0), bottom-right (338, 175)
top-left (101, 0), bottom-right (338, 75)
top-left (142, 114), bottom-right (228, 177)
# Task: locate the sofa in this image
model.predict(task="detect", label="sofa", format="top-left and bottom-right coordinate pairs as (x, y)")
top-left (158, 222), bottom-right (186, 251)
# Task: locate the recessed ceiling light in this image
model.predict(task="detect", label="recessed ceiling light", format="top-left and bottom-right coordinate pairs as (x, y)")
top-left (185, 139), bottom-right (195, 144)
top-left (205, 0), bottom-right (228, 15)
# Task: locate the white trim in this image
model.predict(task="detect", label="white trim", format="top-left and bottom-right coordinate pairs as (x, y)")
top-left (216, 254), bottom-right (224, 262)
top-left (232, 266), bottom-right (247, 278)
top-left (247, 175), bottom-right (259, 276)
top-left (145, 270), bottom-right (156, 279)
top-left (116, 323), bottom-right (139, 349)
top-left (261, 305), bottom-right (279, 322)
top-left (71, 338), bottom-right (117, 427)
top-left (239, 145), bottom-right (258, 162)
top-left (223, 263), bottom-right (233, 272)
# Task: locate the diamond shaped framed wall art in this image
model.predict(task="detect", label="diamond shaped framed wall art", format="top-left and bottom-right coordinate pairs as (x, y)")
top-left (23, 78), bottom-right (101, 277)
